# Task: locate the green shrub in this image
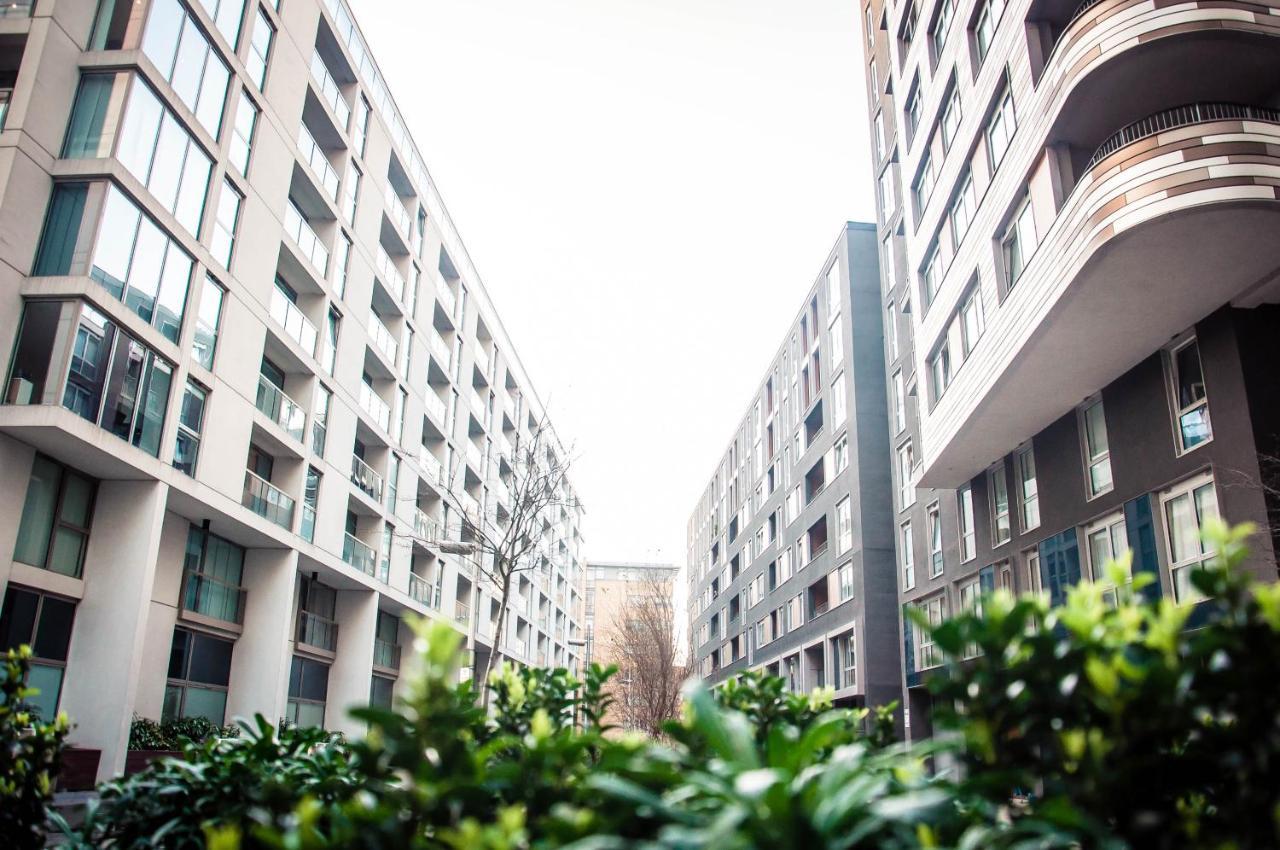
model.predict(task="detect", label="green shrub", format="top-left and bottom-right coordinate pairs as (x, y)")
top-left (0, 645), bottom-right (71, 850)
top-left (127, 714), bottom-right (239, 751)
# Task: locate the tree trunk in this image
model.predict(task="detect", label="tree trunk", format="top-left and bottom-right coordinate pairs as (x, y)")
top-left (478, 558), bottom-right (514, 708)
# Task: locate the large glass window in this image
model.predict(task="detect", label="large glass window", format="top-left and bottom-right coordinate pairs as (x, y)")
top-left (989, 462), bottom-right (1011, 546)
top-left (286, 655), bottom-right (329, 728)
top-left (1002, 194), bottom-right (1039, 288)
top-left (900, 520), bottom-right (915, 591)
top-left (897, 440), bottom-right (915, 510)
top-left (370, 674), bottom-right (394, 709)
top-left (164, 627), bottom-right (234, 723)
top-left (0, 587), bottom-right (76, 720)
top-left (1081, 398), bottom-right (1112, 497)
top-left (193, 274), bottom-right (225, 369)
top-left (1169, 337), bottom-right (1212, 452)
top-left (142, 0), bottom-right (231, 137)
top-left (1162, 474), bottom-right (1220, 604)
top-left (244, 7), bottom-right (274, 89)
top-left (986, 86), bottom-right (1016, 171)
top-left (1017, 445), bottom-right (1039, 531)
top-left (927, 502), bottom-right (944, 577)
top-left (974, 0), bottom-right (1006, 61)
top-left (210, 179), bottom-right (242, 268)
top-left (14, 455), bottom-right (96, 578)
top-left (342, 162), bottom-right (361, 222)
top-left (835, 496), bottom-right (853, 553)
top-left (1085, 512), bottom-right (1130, 607)
top-left (915, 595), bottom-right (945, 669)
top-left (194, 0), bottom-right (245, 45)
top-left (352, 96), bottom-right (371, 157)
top-left (62, 73), bottom-right (119, 159)
top-left (182, 525), bottom-right (245, 623)
top-left (174, 382), bottom-right (206, 476)
top-left (939, 86), bottom-right (962, 152)
top-left (957, 484), bottom-right (976, 562)
top-left (228, 90), bottom-right (258, 175)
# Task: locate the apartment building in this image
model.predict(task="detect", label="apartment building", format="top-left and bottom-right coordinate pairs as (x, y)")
top-left (0, 0), bottom-right (585, 780)
top-left (686, 223), bottom-right (902, 710)
top-left (584, 560), bottom-right (679, 730)
top-left (858, 0), bottom-right (1280, 738)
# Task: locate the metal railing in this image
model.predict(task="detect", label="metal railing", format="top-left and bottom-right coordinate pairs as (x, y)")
top-left (269, 286), bottom-right (318, 356)
top-left (310, 50), bottom-right (351, 128)
top-left (428, 328), bottom-right (452, 368)
top-left (375, 244), bottom-right (407, 303)
top-left (342, 531), bottom-right (377, 576)
top-left (297, 609), bottom-right (338, 652)
top-left (297, 124), bottom-right (340, 202)
top-left (366, 311), bottom-right (399, 364)
top-left (1087, 103), bottom-right (1280, 171)
top-left (350, 453), bottom-right (384, 501)
top-left (284, 200), bottom-right (329, 275)
top-left (255, 374), bottom-right (305, 441)
top-left (408, 572), bottom-right (441, 609)
top-left (242, 470), bottom-right (295, 530)
top-left (358, 381), bottom-right (391, 432)
top-left (373, 638), bottom-right (401, 669)
top-left (181, 570), bottom-right (246, 624)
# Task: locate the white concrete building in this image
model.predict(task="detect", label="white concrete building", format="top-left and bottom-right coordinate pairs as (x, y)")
top-left (0, 0), bottom-right (585, 780)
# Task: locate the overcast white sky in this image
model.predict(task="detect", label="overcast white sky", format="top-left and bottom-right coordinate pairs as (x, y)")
top-left (356, 0), bottom-right (877, 569)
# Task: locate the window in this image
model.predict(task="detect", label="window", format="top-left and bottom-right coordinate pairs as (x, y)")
top-left (1024, 548), bottom-right (1042, 594)
top-left (836, 496), bottom-right (853, 553)
top-left (174, 382), bottom-right (206, 476)
top-left (14, 455), bottom-right (96, 578)
top-left (829, 323), bottom-right (844, 372)
top-left (958, 578), bottom-right (982, 657)
top-left (989, 462), bottom-right (1011, 545)
top-left (182, 524), bottom-right (246, 623)
top-left (878, 166), bottom-right (897, 219)
top-left (334, 231), bottom-right (352, 297)
top-left (313, 384), bottom-right (331, 456)
top-left (973, 0), bottom-right (1006, 61)
top-left (194, 0), bottom-right (245, 45)
top-left (865, 3), bottom-right (875, 45)
top-left (900, 520), bottom-right (916, 590)
top-left (838, 562), bottom-right (854, 601)
top-left (868, 60), bottom-right (878, 98)
top-left (1002, 194), bottom-right (1039, 287)
top-left (1084, 512), bottom-right (1130, 606)
top-left (931, 0), bottom-right (955, 52)
top-left (897, 440), bottom-right (915, 510)
top-left (1162, 473), bottom-right (1220, 604)
top-left (1080, 398), bottom-right (1112, 497)
top-left (985, 86), bottom-right (1016, 170)
top-left (891, 370), bottom-right (906, 433)
top-left (874, 112), bottom-right (886, 161)
top-left (906, 83), bottom-right (923, 140)
top-left (957, 485), bottom-right (976, 561)
top-left (927, 502), bottom-right (944, 577)
top-left (948, 169), bottom-right (976, 244)
top-left (831, 375), bottom-right (847, 427)
top-left (1017, 445), bottom-right (1039, 531)
top-left (142, 0), bottom-right (231, 136)
top-left (164, 627), bottom-right (234, 723)
top-left (929, 337), bottom-right (952, 402)
top-left (886, 301), bottom-right (899, 360)
top-left (921, 244), bottom-right (941, 305)
top-left (835, 631), bottom-right (856, 689)
top-left (883, 234), bottom-right (897, 291)
top-left (287, 655), bottom-right (330, 727)
top-left (210, 179), bottom-right (242, 269)
top-left (244, 7), bottom-right (274, 89)
top-left (902, 0), bottom-right (920, 44)
top-left (1169, 337), bottom-right (1212, 452)
top-left (228, 90), bottom-right (258, 174)
top-left (832, 434), bottom-right (849, 474)
top-left (0, 588), bottom-right (76, 720)
top-left (353, 96), bottom-right (371, 156)
top-left (958, 285), bottom-right (984, 355)
top-left (323, 308), bottom-right (341, 376)
top-left (193, 275), bottom-right (224, 369)
top-left (915, 595), bottom-right (945, 669)
top-left (912, 152), bottom-right (936, 215)
top-left (939, 85), bottom-right (962, 152)
top-left (343, 162), bottom-right (361, 222)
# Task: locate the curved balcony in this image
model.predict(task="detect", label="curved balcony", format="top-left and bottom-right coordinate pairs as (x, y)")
top-left (920, 106), bottom-right (1280, 486)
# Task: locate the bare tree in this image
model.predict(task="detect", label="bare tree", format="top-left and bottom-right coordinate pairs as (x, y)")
top-left (604, 573), bottom-right (686, 736)
top-left (400, 416), bottom-right (580, 705)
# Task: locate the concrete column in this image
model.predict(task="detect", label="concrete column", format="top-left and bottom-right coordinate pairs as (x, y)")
top-left (0, 436), bottom-right (36, 599)
top-left (327, 587), bottom-right (377, 737)
top-left (132, 512), bottom-right (195, 721)
top-left (226, 548), bottom-right (299, 726)
top-left (60, 479), bottom-right (168, 781)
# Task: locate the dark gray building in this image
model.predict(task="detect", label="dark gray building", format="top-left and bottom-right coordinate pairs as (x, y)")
top-left (686, 223), bottom-right (902, 711)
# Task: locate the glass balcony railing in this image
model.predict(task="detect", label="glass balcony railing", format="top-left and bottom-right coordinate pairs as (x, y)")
top-left (414, 507), bottom-right (440, 541)
top-left (342, 531), bottom-right (377, 576)
top-left (310, 50), bottom-right (351, 128)
top-left (383, 183), bottom-right (413, 240)
top-left (435, 278), bottom-right (457, 317)
top-left (366, 312), bottom-right (399, 364)
top-left (423, 391), bottom-right (447, 424)
top-left (269, 286), bottom-right (318, 356)
top-left (473, 344), bottom-right (491, 377)
top-left (181, 570), bottom-right (246, 625)
top-left (375, 245), bottom-right (408, 304)
top-left (350, 453), bottom-right (384, 501)
top-left (417, 446), bottom-right (443, 485)
top-left (284, 200), bottom-right (329, 276)
top-left (243, 470), bottom-right (295, 530)
top-left (465, 441), bottom-right (484, 473)
top-left (455, 601), bottom-right (471, 625)
top-left (297, 609), bottom-right (338, 652)
top-left (428, 328), bottom-right (452, 368)
top-left (373, 638), bottom-right (401, 669)
top-left (358, 381), bottom-right (391, 432)
top-left (255, 374), bottom-right (305, 441)
top-left (458, 490), bottom-right (480, 519)
top-left (408, 572), bottom-right (439, 608)
top-left (300, 503), bottom-right (316, 543)
top-left (297, 124), bottom-right (340, 202)
top-left (468, 392), bottom-right (486, 423)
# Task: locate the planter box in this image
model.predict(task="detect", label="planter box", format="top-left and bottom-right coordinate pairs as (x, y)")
top-left (124, 749), bottom-right (182, 775)
top-left (57, 747), bottom-right (101, 791)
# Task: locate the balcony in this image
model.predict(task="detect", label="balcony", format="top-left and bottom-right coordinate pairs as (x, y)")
top-left (428, 328), bottom-right (452, 368)
top-left (242, 470), bottom-right (295, 530)
top-left (414, 507), bottom-right (441, 541)
top-left (457, 490), bottom-right (480, 521)
top-left (423, 391), bottom-right (447, 424)
top-left (455, 600), bottom-right (471, 625)
top-left (284, 200), bottom-right (329, 276)
top-left (310, 50), bottom-right (350, 128)
top-left (375, 245), bottom-right (407, 304)
top-left (255, 375), bottom-right (305, 441)
top-left (297, 609), bottom-right (338, 653)
top-left (180, 570), bottom-right (246, 625)
top-left (0, 0), bottom-right (33, 17)
top-left (468, 392), bottom-right (486, 424)
top-left (473, 344), bottom-right (491, 377)
top-left (358, 381), bottom-right (391, 432)
top-left (297, 124), bottom-right (340, 202)
top-left (342, 531), bottom-right (377, 577)
top-left (465, 441), bottom-right (484, 473)
top-left (408, 572), bottom-right (438, 608)
top-left (350, 453), bottom-right (384, 501)
top-left (383, 183), bottom-right (413, 241)
top-left (367, 312), bottom-right (399, 365)
top-left (417, 446), bottom-right (444, 485)
top-left (269, 286), bottom-right (318, 357)
top-left (436, 279), bottom-right (457, 317)
top-left (373, 638), bottom-right (401, 670)
top-left (919, 104), bottom-right (1280, 486)
top-left (300, 503), bottom-right (316, 543)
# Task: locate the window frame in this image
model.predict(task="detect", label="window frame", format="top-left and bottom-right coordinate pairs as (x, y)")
top-left (1079, 396), bottom-right (1113, 498)
top-left (1166, 335), bottom-right (1214, 455)
top-left (988, 461), bottom-right (1012, 546)
top-left (1016, 444), bottom-right (1040, 531)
